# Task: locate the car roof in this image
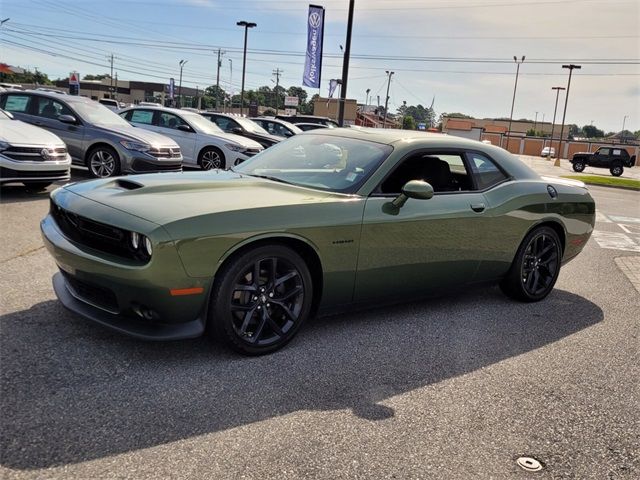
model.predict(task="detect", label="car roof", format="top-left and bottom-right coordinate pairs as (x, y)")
top-left (17, 90), bottom-right (93, 104)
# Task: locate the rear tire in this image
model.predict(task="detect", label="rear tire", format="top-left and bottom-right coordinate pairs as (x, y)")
top-left (500, 226), bottom-right (562, 302)
top-left (208, 245), bottom-right (313, 355)
top-left (572, 160), bottom-right (586, 172)
top-left (198, 147), bottom-right (225, 170)
top-left (610, 163), bottom-right (623, 177)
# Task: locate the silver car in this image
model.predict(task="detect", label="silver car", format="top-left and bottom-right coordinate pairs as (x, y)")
top-left (0, 91), bottom-right (183, 178)
top-left (0, 109), bottom-right (71, 189)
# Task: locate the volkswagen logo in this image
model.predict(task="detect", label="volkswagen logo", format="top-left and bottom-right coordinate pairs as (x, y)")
top-left (40, 148), bottom-right (51, 160)
top-left (309, 12), bottom-right (322, 28)
top-left (169, 148), bottom-right (175, 155)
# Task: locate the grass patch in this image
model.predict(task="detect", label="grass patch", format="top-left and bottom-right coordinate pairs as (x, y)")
top-left (562, 175), bottom-right (640, 191)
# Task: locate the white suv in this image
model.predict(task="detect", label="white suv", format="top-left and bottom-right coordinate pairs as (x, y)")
top-left (0, 109), bottom-right (71, 190)
top-left (119, 106), bottom-right (263, 169)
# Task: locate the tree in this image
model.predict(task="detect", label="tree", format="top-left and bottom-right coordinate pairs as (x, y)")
top-left (0, 69), bottom-right (53, 85)
top-left (441, 112), bottom-right (475, 119)
top-left (581, 125), bottom-right (605, 138)
top-left (402, 115), bottom-right (416, 130)
top-left (83, 74), bottom-right (111, 81)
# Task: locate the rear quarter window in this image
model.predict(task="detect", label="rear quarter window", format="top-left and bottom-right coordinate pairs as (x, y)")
top-left (3, 94), bottom-right (32, 113)
top-left (467, 152), bottom-right (509, 190)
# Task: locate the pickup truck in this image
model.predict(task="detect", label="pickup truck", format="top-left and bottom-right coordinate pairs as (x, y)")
top-left (571, 146), bottom-right (636, 177)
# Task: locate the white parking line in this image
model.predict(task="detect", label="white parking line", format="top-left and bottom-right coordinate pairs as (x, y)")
top-left (592, 231), bottom-right (640, 253)
top-left (609, 215), bottom-right (640, 224)
top-left (595, 211), bottom-right (612, 223)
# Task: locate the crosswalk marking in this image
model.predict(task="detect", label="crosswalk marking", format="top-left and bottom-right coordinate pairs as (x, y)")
top-left (592, 231), bottom-right (640, 253)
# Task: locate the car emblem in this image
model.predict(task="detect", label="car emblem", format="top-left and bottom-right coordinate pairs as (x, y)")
top-left (41, 148), bottom-right (51, 160)
top-left (169, 148), bottom-right (174, 155)
top-left (309, 12), bottom-right (321, 28)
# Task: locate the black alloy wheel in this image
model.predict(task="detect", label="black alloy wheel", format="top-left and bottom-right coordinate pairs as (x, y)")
top-left (500, 226), bottom-right (562, 302)
top-left (572, 161), bottom-right (586, 173)
top-left (198, 147), bottom-right (225, 170)
top-left (209, 245), bottom-right (312, 355)
top-left (610, 164), bottom-right (623, 177)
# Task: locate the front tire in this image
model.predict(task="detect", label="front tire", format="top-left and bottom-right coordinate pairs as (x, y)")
top-left (610, 163), bottom-right (623, 177)
top-left (198, 147), bottom-right (225, 170)
top-left (88, 146), bottom-right (121, 178)
top-left (500, 226), bottom-right (562, 302)
top-left (208, 245), bottom-right (313, 355)
top-left (572, 160), bottom-right (586, 172)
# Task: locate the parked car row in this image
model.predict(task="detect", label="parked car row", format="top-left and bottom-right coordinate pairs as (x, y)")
top-left (0, 88), bottom-right (346, 187)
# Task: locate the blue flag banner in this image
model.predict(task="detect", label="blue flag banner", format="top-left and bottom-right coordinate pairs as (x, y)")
top-left (303, 4), bottom-right (325, 88)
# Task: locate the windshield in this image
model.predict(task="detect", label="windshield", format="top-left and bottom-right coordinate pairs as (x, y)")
top-left (183, 112), bottom-right (225, 134)
top-left (235, 117), bottom-right (269, 135)
top-left (72, 101), bottom-right (131, 127)
top-left (235, 134), bottom-right (393, 194)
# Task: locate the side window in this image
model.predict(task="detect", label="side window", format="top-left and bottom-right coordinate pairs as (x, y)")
top-left (612, 149), bottom-right (622, 156)
top-left (380, 152), bottom-right (473, 194)
top-left (36, 98), bottom-right (73, 119)
top-left (598, 148), bottom-right (610, 156)
top-left (467, 152), bottom-right (509, 190)
top-left (157, 112), bottom-right (186, 130)
top-left (213, 116), bottom-right (232, 132)
top-left (120, 110), bottom-right (133, 121)
top-left (3, 94), bottom-right (32, 113)
top-left (129, 109), bottom-right (154, 125)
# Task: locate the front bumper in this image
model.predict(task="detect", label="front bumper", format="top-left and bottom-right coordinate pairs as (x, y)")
top-left (119, 148), bottom-right (183, 175)
top-left (0, 153), bottom-right (71, 184)
top-left (41, 198), bottom-right (209, 340)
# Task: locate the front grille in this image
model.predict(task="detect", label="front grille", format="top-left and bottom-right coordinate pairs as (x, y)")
top-left (3, 146), bottom-right (67, 162)
top-left (61, 270), bottom-right (119, 313)
top-left (149, 146), bottom-right (182, 159)
top-left (1, 167), bottom-right (69, 179)
top-left (50, 201), bottom-right (147, 263)
top-left (131, 159), bottom-right (182, 172)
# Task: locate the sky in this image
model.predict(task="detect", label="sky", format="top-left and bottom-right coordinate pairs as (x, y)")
top-left (1, 0), bottom-right (638, 132)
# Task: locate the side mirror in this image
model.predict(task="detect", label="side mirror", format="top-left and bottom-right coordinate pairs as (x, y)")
top-left (391, 180), bottom-right (434, 208)
top-left (59, 115), bottom-right (77, 125)
top-left (177, 124), bottom-right (193, 132)
top-left (232, 127), bottom-right (243, 134)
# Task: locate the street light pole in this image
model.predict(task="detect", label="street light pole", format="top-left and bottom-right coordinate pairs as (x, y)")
top-left (621, 115), bottom-right (628, 143)
top-left (548, 86), bottom-right (565, 159)
top-left (337, 0), bottom-right (355, 127)
top-left (383, 71), bottom-right (394, 129)
top-left (506, 55), bottom-right (525, 148)
top-left (178, 59), bottom-right (187, 108)
top-left (365, 88), bottom-right (370, 107)
top-left (236, 21), bottom-right (257, 116)
top-left (555, 64), bottom-right (581, 167)
top-left (534, 111), bottom-right (538, 133)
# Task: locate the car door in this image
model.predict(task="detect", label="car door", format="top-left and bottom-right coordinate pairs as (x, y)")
top-left (153, 111), bottom-right (197, 165)
top-left (32, 96), bottom-right (86, 162)
top-left (592, 148), bottom-right (609, 167)
top-left (354, 150), bottom-right (492, 302)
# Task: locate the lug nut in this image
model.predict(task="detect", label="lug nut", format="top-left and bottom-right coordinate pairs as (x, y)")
top-left (269, 292), bottom-right (274, 297)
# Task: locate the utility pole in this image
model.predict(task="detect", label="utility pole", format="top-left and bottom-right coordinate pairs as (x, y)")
top-left (507, 55), bottom-right (525, 148)
top-left (383, 70), bottom-right (394, 129)
top-left (114, 72), bottom-right (118, 102)
top-left (109, 53), bottom-right (114, 98)
top-left (237, 20), bottom-right (257, 116)
top-left (337, 0), bottom-right (355, 127)
top-left (178, 59), bottom-right (188, 108)
top-left (555, 64), bottom-right (581, 166)
top-left (534, 111), bottom-right (538, 133)
top-left (621, 115), bottom-right (628, 143)
top-left (548, 86), bottom-right (565, 159)
top-left (228, 58), bottom-right (233, 112)
top-left (215, 48), bottom-right (225, 111)
top-left (365, 88), bottom-right (370, 108)
top-left (272, 68), bottom-right (283, 114)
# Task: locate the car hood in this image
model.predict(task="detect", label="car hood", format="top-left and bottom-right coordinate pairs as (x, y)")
top-left (199, 131), bottom-right (263, 149)
top-left (93, 124), bottom-right (180, 147)
top-left (1, 119), bottom-right (66, 146)
top-left (62, 170), bottom-right (348, 225)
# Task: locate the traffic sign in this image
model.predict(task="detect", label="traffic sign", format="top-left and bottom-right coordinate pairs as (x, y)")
top-left (284, 96), bottom-right (299, 107)
top-left (69, 72), bottom-right (80, 86)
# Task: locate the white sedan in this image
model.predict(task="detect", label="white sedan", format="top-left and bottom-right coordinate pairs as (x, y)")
top-left (119, 106), bottom-right (263, 169)
top-left (541, 146), bottom-right (556, 157)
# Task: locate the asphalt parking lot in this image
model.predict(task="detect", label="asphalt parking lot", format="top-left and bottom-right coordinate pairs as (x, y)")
top-left (1, 172), bottom-right (639, 479)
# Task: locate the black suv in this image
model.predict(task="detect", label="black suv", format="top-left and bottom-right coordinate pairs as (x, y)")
top-left (571, 147), bottom-right (636, 177)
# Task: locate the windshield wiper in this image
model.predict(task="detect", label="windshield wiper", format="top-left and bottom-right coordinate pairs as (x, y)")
top-left (246, 174), bottom-right (294, 185)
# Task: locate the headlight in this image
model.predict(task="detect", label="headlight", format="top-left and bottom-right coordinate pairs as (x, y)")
top-left (144, 237), bottom-right (153, 256)
top-left (0, 141), bottom-right (10, 152)
top-left (224, 143), bottom-right (245, 153)
top-left (129, 231), bottom-right (152, 260)
top-left (120, 140), bottom-right (151, 152)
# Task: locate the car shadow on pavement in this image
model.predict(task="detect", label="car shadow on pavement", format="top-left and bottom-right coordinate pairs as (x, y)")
top-left (0, 287), bottom-right (602, 470)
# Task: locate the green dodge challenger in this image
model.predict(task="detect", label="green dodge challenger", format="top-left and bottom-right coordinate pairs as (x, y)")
top-left (41, 129), bottom-right (595, 355)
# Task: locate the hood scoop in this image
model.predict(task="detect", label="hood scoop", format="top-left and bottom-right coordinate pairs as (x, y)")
top-left (114, 179), bottom-right (144, 190)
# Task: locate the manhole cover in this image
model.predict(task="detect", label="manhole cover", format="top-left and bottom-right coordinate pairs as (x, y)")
top-left (516, 456), bottom-right (543, 472)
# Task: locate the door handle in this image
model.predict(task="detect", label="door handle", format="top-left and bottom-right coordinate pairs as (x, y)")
top-left (470, 203), bottom-right (486, 213)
